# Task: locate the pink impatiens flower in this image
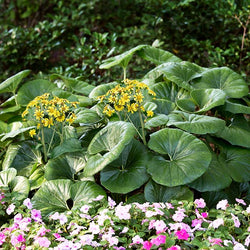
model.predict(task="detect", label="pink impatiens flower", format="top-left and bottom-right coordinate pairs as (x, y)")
top-left (23, 198), bottom-right (33, 209)
top-left (142, 240), bottom-right (153, 250)
top-left (115, 204), bottom-right (131, 220)
top-left (6, 204), bottom-right (15, 215)
top-left (132, 235), bottom-right (144, 244)
top-left (194, 198), bottom-right (206, 208)
top-left (167, 246), bottom-right (181, 250)
top-left (0, 232), bottom-right (6, 245)
top-left (172, 207), bottom-right (187, 222)
top-left (235, 198), bottom-right (246, 206)
top-left (151, 235), bottom-right (166, 246)
top-left (209, 237), bottom-right (223, 246)
top-left (209, 218), bottom-right (224, 229)
top-left (34, 237), bottom-right (51, 248)
top-left (31, 209), bottom-right (42, 222)
top-left (175, 229), bottom-right (190, 240)
top-left (231, 213), bottom-right (240, 228)
top-left (153, 220), bottom-right (167, 233)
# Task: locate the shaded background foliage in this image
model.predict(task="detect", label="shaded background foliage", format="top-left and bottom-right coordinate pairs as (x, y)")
top-left (0, 0), bottom-right (249, 86)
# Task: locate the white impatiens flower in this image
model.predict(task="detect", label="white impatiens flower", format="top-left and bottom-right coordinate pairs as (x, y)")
top-left (216, 199), bottom-right (228, 210)
top-left (209, 218), bottom-right (224, 229)
top-left (233, 243), bottom-right (247, 250)
top-left (6, 204), bottom-right (15, 215)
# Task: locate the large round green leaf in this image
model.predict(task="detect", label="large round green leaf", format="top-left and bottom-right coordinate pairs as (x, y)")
top-left (189, 154), bottom-right (232, 192)
top-left (2, 141), bottom-right (43, 177)
top-left (191, 89), bottom-right (226, 113)
top-left (153, 99), bottom-right (176, 115)
top-left (223, 99), bottom-right (250, 114)
top-left (32, 179), bottom-right (106, 216)
top-left (0, 168), bottom-right (17, 186)
top-left (50, 74), bottom-right (95, 95)
top-left (100, 139), bottom-right (150, 193)
top-left (192, 67), bottom-right (249, 98)
top-left (89, 82), bottom-right (117, 99)
top-left (148, 128), bottom-right (211, 186)
top-left (84, 121), bottom-right (136, 176)
top-left (138, 46), bottom-right (181, 65)
top-left (151, 82), bottom-right (190, 102)
top-left (0, 168), bottom-right (30, 200)
top-left (74, 108), bottom-right (103, 124)
top-left (144, 179), bottom-right (193, 202)
top-left (17, 79), bottom-right (58, 106)
top-left (167, 111), bottom-right (225, 134)
top-left (45, 152), bottom-right (86, 180)
top-left (145, 114), bottom-right (169, 129)
top-left (99, 45), bottom-right (146, 69)
top-left (214, 115), bottom-right (250, 148)
top-left (0, 70), bottom-right (31, 94)
top-left (222, 146), bottom-right (250, 182)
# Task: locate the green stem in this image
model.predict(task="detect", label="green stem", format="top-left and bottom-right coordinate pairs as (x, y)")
top-left (47, 128), bottom-right (56, 156)
top-left (138, 110), bottom-right (147, 145)
top-left (41, 126), bottom-right (47, 162)
top-left (123, 67), bottom-right (127, 81)
top-left (127, 114), bottom-right (144, 144)
top-left (13, 92), bottom-right (18, 105)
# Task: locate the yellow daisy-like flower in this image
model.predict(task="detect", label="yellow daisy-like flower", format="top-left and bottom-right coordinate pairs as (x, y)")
top-left (56, 114), bottom-right (65, 122)
top-left (147, 110), bottom-right (154, 117)
top-left (131, 103), bottom-right (139, 112)
top-left (35, 109), bottom-right (44, 120)
top-left (108, 95), bottom-right (117, 104)
top-left (29, 129), bottom-right (36, 138)
top-left (134, 93), bottom-right (144, 103)
top-left (114, 104), bottom-right (124, 111)
top-left (47, 107), bottom-right (57, 117)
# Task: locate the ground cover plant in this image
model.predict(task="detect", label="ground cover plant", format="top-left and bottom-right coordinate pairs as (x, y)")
top-left (0, 45), bottom-right (249, 248)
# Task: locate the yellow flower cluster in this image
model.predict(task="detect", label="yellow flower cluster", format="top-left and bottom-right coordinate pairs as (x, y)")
top-left (98, 79), bottom-right (156, 117)
top-left (22, 93), bottom-right (79, 138)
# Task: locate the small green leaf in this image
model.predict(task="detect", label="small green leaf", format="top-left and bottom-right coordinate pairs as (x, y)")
top-left (223, 99), bottom-right (250, 114)
top-left (0, 168), bottom-right (17, 186)
top-left (89, 82), bottom-right (117, 99)
top-left (145, 114), bottom-right (169, 129)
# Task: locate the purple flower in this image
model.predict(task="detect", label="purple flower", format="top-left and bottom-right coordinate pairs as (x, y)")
top-left (31, 209), bottom-right (42, 222)
top-left (80, 234), bottom-right (94, 246)
top-left (35, 237), bottom-right (51, 248)
top-left (23, 198), bottom-right (33, 209)
top-left (6, 204), bottom-right (15, 215)
top-left (151, 235), bottom-right (166, 246)
top-left (175, 229), bottom-right (190, 240)
top-left (216, 199), bottom-right (228, 210)
top-left (194, 198), bottom-right (206, 208)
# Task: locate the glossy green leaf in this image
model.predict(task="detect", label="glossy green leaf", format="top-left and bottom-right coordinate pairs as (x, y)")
top-left (10, 176), bottom-right (30, 200)
top-left (84, 121), bottom-right (136, 176)
top-left (127, 193), bottom-right (146, 204)
top-left (167, 111), bottom-right (225, 134)
top-left (32, 179), bottom-right (106, 216)
top-left (145, 114), bottom-right (169, 129)
top-left (17, 79), bottom-right (58, 106)
top-left (2, 141), bottom-right (43, 177)
top-left (148, 128), bottom-right (211, 186)
top-left (100, 139), bottom-right (150, 193)
top-left (74, 108), bottom-right (103, 124)
top-left (50, 74), bottom-right (95, 95)
top-left (45, 152), bottom-right (86, 180)
top-left (223, 99), bottom-right (250, 114)
top-left (214, 115), bottom-right (250, 148)
top-left (153, 99), bottom-right (176, 115)
top-left (0, 70), bottom-right (31, 94)
top-left (100, 45), bottom-right (146, 69)
top-left (0, 168), bottom-right (17, 186)
top-left (138, 46), bottom-right (181, 65)
top-left (50, 138), bottom-right (83, 159)
top-left (150, 82), bottom-right (190, 102)
top-left (222, 146), bottom-right (250, 182)
top-left (89, 82), bottom-right (117, 99)
top-left (192, 67), bottom-right (249, 98)
top-left (51, 89), bottom-right (79, 102)
top-left (191, 89), bottom-right (226, 113)
top-left (189, 154), bottom-right (232, 192)
top-left (0, 95), bottom-right (16, 107)
top-left (144, 179), bottom-right (193, 202)
top-left (29, 166), bottom-right (45, 190)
